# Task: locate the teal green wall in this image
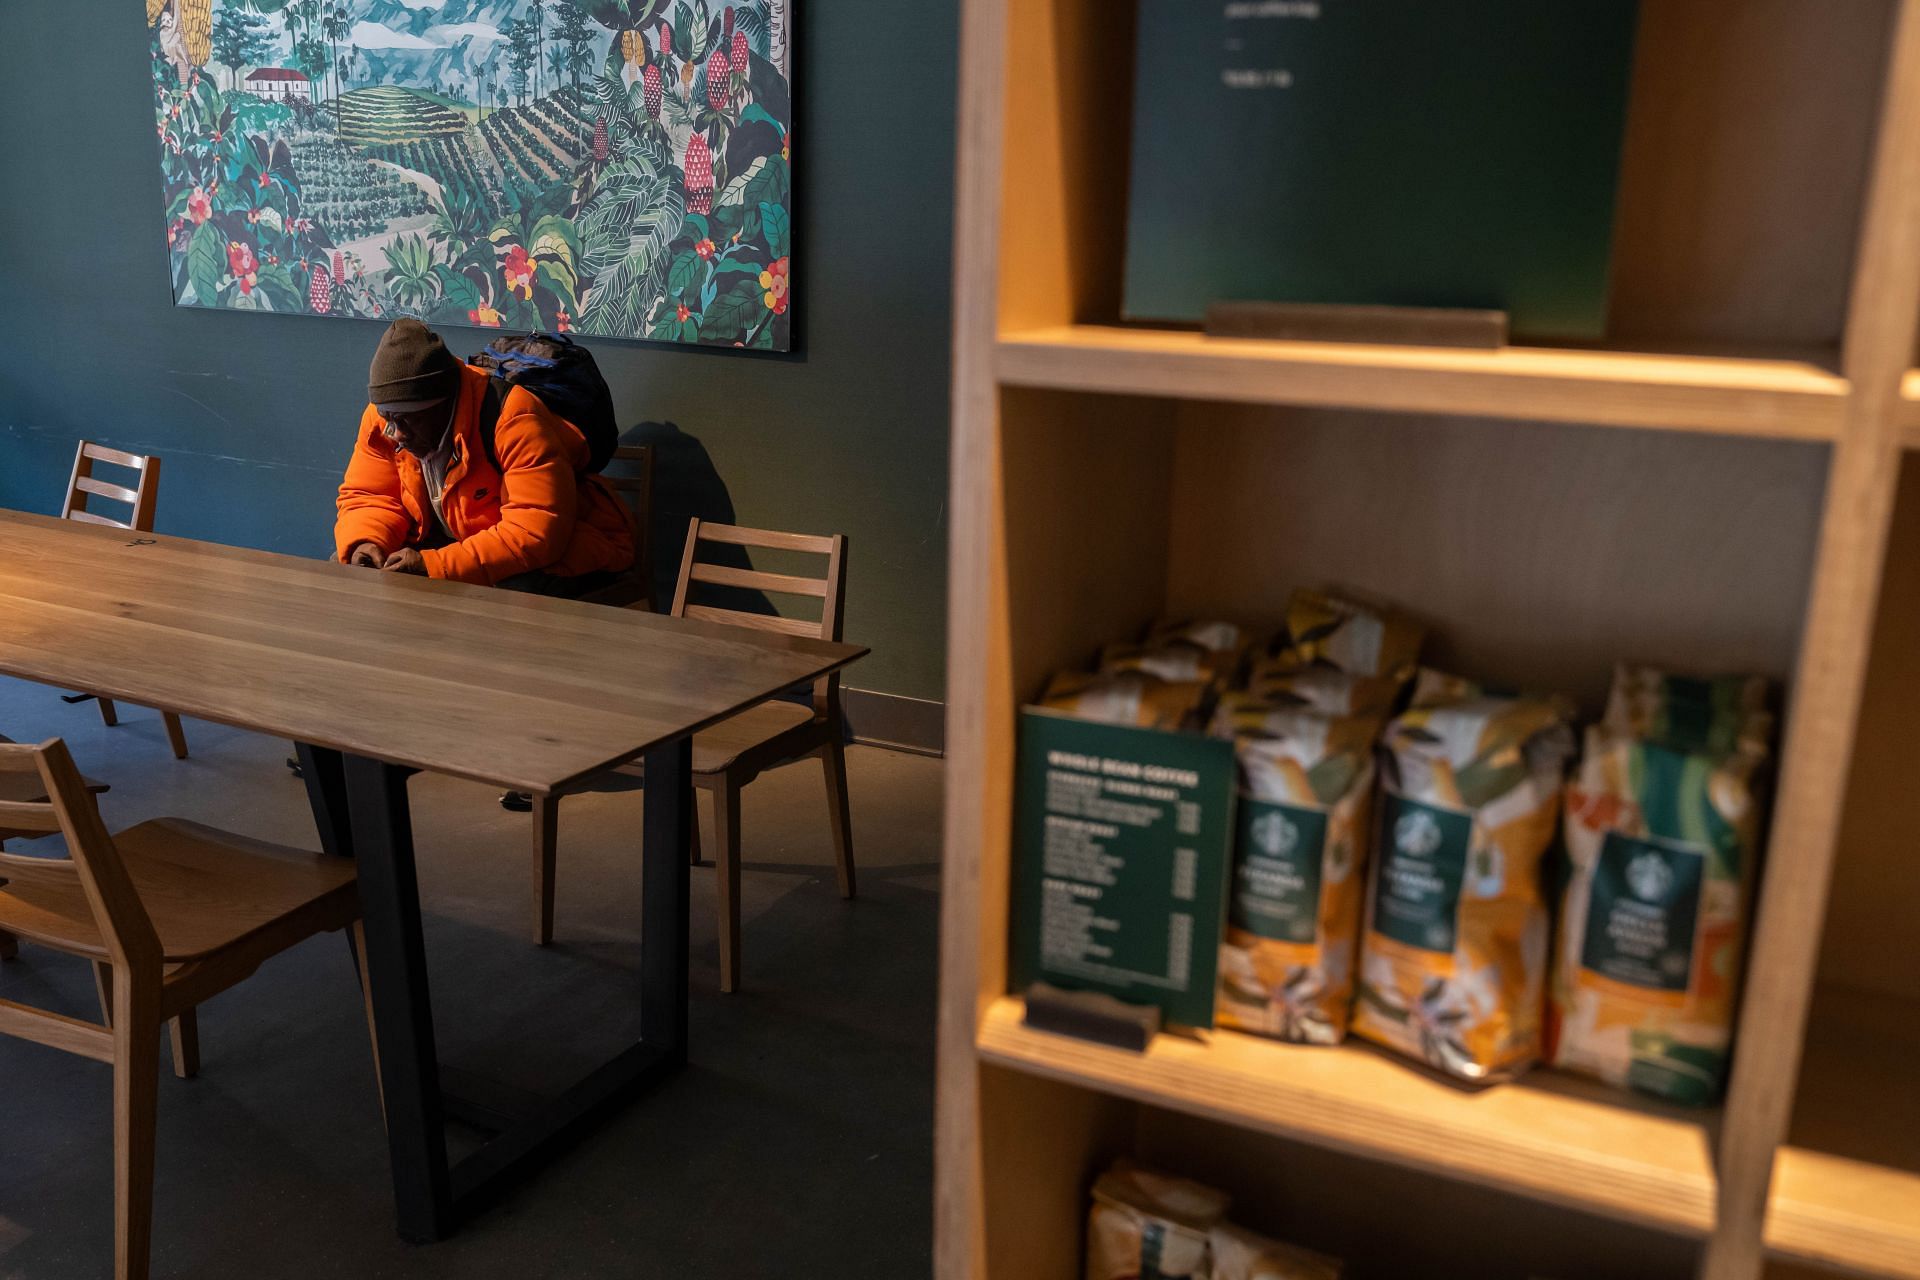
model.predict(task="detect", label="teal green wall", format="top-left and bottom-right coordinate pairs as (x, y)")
top-left (0, 1), bottom-right (954, 704)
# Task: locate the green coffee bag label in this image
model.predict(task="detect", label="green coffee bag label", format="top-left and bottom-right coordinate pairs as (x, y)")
top-left (1372, 793), bottom-right (1472, 954)
top-left (1582, 832), bottom-right (1705, 993)
top-left (1011, 710), bottom-right (1235, 1027)
top-left (1229, 799), bottom-right (1328, 944)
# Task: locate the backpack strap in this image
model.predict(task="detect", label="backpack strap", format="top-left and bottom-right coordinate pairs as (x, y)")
top-left (477, 378), bottom-right (505, 473)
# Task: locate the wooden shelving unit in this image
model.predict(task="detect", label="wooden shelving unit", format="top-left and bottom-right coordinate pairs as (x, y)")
top-left (937, 1), bottom-right (1920, 1277)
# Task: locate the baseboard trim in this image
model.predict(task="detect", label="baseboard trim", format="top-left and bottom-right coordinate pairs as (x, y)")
top-left (843, 688), bottom-right (945, 757)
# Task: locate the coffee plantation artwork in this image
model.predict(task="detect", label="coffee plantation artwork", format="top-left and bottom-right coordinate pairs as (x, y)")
top-left (148, 0), bottom-right (794, 349)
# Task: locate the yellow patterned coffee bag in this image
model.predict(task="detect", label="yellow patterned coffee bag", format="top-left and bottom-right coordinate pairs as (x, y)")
top-left (1040, 669), bottom-right (1211, 732)
top-left (1353, 672), bottom-right (1573, 1082)
top-left (1259, 590), bottom-right (1424, 689)
top-left (1211, 697), bottom-right (1378, 1044)
top-left (1548, 667), bottom-right (1773, 1104)
top-left (1085, 1161), bottom-right (1231, 1280)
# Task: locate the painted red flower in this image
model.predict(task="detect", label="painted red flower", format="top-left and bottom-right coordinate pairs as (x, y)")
top-left (706, 49), bottom-right (731, 110)
top-left (556, 306), bottom-right (572, 334)
top-left (695, 238), bottom-right (716, 260)
top-left (675, 302), bottom-right (691, 323)
top-left (469, 306), bottom-right (502, 327)
top-left (502, 244), bottom-right (536, 300)
top-left (227, 240), bottom-right (258, 295)
top-left (759, 257), bottom-right (789, 315)
top-left (187, 187), bottom-right (211, 224)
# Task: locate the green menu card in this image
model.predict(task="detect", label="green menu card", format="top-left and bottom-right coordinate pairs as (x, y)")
top-left (1123, 0), bottom-right (1640, 339)
top-left (1010, 709), bottom-right (1236, 1028)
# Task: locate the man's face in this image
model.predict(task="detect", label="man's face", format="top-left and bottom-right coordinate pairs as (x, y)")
top-left (383, 399), bottom-right (451, 453)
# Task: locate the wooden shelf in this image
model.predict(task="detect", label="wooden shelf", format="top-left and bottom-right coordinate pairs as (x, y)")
top-left (1900, 370), bottom-right (1920, 446)
top-left (1765, 986), bottom-right (1920, 1277)
top-left (996, 325), bottom-right (1848, 440)
top-left (976, 996), bottom-right (1718, 1237)
top-left (1767, 1150), bottom-right (1920, 1278)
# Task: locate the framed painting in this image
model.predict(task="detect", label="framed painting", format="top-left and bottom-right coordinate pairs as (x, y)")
top-left (147, 0), bottom-right (793, 350)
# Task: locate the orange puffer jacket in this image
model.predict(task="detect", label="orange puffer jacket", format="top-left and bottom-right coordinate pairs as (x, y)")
top-left (333, 362), bottom-right (635, 586)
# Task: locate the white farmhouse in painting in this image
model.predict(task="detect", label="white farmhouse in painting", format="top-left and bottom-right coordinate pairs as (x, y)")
top-left (245, 68), bottom-right (312, 102)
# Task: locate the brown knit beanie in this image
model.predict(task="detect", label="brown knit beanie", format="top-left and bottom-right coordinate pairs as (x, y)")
top-left (368, 318), bottom-right (459, 408)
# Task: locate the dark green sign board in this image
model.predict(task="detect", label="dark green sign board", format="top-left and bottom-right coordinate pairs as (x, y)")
top-left (1010, 709), bottom-right (1236, 1028)
top-left (1123, 0), bottom-right (1640, 339)
top-left (1582, 832), bottom-right (1706, 993)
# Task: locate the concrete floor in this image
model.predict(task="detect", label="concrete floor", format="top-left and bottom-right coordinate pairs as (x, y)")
top-left (0, 678), bottom-right (943, 1279)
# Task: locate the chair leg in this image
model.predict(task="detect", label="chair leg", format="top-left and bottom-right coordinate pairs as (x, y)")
top-left (112, 974), bottom-right (163, 1280)
top-left (346, 922), bottom-right (386, 1126)
top-left (822, 738), bottom-right (856, 900)
top-left (689, 794), bottom-right (704, 866)
top-left (162, 713), bottom-right (189, 761)
top-left (97, 962), bottom-right (194, 1077)
top-left (94, 960), bottom-right (114, 1024)
top-left (97, 696), bottom-right (119, 728)
top-left (532, 793), bottom-right (559, 947)
top-left (168, 1009), bottom-right (200, 1080)
top-left (712, 780), bottom-right (742, 994)
top-left (0, 930), bottom-right (15, 962)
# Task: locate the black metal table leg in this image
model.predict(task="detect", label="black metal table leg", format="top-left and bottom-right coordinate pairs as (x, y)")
top-left (297, 739), bottom-right (694, 1246)
top-left (294, 743), bottom-right (351, 858)
top-left (640, 737), bottom-right (692, 1062)
top-left (342, 753), bottom-right (454, 1243)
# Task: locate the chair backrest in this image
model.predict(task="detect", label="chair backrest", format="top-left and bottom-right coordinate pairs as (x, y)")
top-left (602, 444), bottom-right (655, 610)
top-left (0, 739), bottom-right (160, 969)
top-left (62, 441), bottom-right (161, 533)
top-left (669, 519), bottom-right (848, 714)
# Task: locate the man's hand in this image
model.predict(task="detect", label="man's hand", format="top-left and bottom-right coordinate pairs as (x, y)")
top-left (347, 542), bottom-right (385, 569)
top-left (381, 548), bottom-right (428, 576)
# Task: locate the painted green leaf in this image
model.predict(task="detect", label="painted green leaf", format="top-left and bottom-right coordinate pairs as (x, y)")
top-left (715, 156), bottom-right (767, 209)
top-left (759, 201), bottom-right (790, 258)
top-left (535, 259), bottom-right (579, 310)
top-left (435, 266), bottom-right (483, 314)
top-left (530, 214), bottom-right (581, 272)
top-left (698, 278), bottom-right (762, 343)
top-left (740, 103), bottom-right (783, 133)
top-left (667, 250), bottom-right (702, 298)
top-left (742, 157), bottom-right (787, 212)
top-left (187, 222), bottom-right (225, 306)
top-left (256, 262), bottom-right (303, 312)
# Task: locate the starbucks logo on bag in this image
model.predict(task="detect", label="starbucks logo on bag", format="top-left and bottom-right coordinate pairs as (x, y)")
top-left (1627, 851), bottom-right (1674, 902)
top-left (1394, 809), bottom-right (1443, 858)
top-left (1252, 810), bottom-right (1299, 857)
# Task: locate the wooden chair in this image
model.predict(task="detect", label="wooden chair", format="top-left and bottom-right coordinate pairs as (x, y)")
top-left (579, 444), bottom-right (656, 612)
top-left (61, 442), bottom-right (190, 760)
top-left (0, 732), bottom-right (108, 963)
top-left (533, 519), bottom-right (853, 993)
top-left (0, 737), bottom-right (371, 1280)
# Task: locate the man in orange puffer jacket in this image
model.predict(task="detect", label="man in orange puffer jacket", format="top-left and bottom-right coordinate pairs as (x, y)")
top-left (334, 318), bottom-right (634, 594)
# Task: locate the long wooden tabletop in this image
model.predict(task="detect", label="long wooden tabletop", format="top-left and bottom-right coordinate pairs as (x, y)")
top-left (0, 510), bottom-right (866, 794)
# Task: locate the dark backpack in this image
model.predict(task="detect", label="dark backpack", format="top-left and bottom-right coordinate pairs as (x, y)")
top-left (468, 332), bottom-right (620, 473)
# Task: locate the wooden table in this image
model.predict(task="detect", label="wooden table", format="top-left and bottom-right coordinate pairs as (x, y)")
top-left (0, 510), bottom-right (866, 1242)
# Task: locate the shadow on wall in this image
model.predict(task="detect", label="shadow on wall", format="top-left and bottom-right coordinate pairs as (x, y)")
top-left (622, 420), bottom-right (774, 619)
